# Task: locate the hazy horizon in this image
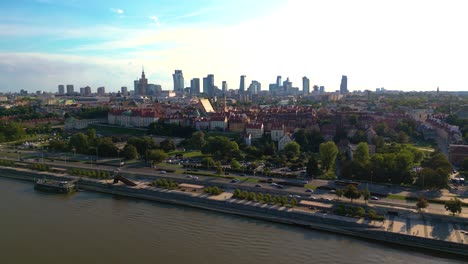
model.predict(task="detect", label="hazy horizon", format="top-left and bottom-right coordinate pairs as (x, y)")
top-left (1, 0), bottom-right (467, 93)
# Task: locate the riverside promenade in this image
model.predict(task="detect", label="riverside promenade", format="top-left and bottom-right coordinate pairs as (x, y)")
top-left (1, 166), bottom-right (467, 257)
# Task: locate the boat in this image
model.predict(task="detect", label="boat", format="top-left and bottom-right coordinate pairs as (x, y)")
top-left (34, 179), bottom-right (76, 193)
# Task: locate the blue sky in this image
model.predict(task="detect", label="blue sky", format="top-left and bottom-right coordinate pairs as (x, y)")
top-left (1, 0), bottom-right (467, 93)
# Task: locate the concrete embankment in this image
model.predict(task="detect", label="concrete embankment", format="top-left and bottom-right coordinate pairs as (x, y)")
top-left (1, 166), bottom-right (467, 257)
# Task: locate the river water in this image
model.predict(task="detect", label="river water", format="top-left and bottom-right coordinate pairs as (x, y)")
top-left (0, 177), bottom-right (464, 264)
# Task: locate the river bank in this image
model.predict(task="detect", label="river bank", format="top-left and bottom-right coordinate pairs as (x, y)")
top-left (1, 166), bottom-right (467, 257)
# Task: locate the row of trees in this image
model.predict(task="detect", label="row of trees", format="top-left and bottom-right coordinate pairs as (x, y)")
top-left (151, 179), bottom-right (178, 189)
top-left (232, 189), bottom-right (298, 207)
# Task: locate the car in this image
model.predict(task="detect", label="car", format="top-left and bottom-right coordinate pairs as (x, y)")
top-left (276, 185), bottom-right (284, 189)
top-left (192, 176), bottom-right (199, 180)
top-left (325, 198), bottom-right (332, 201)
top-left (305, 189), bottom-right (314, 193)
top-left (224, 172), bottom-right (230, 175)
top-left (329, 190), bottom-right (336, 194)
top-left (240, 174), bottom-right (246, 176)
top-left (371, 196), bottom-right (379, 200)
top-left (159, 171), bottom-right (167, 174)
top-left (310, 196), bottom-right (317, 200)
top-left (255, 184), bottom-right (262, 187)
top-left (270, 183), bottom-right (278, 186)
top-left (186, 175), bottom-right (193, 178)
top-left (293, 195), bottom-right (301, 199)
top-left (231, 178), bottom-right (240, 183)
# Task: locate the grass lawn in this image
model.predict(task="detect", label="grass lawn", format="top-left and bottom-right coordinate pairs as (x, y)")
top-left (168, 150), bottom-right (204, 159)
top-left (387, 194), bottom-right (406, 200)
top-left (304, 184), bottom-right (317, 190)
top-left (88, 124), bottom-right (147, 136)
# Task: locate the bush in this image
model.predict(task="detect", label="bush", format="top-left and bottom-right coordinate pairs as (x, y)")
top-left (151, 179), bottom-right (178, 190)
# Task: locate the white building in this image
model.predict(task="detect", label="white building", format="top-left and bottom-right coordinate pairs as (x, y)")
top-left (246, 123), bottom-right (264, 139)
top-left (278, 134), bottom-right (293, 151)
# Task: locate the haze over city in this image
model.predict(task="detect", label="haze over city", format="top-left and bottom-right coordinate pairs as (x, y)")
top-left (1, 0), bottom-right (467, 92)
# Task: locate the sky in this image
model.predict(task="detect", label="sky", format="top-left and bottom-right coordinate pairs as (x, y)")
top-left (1, 0), bottom-right (467, 93)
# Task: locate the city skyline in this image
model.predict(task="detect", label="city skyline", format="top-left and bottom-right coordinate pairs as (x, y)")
top-left (1, 0), bottom-right (468, 93)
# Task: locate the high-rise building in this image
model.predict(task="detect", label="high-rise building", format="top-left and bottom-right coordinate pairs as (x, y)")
top-left (80, 87), bottom-right (85, 96)
top-left (302, 77), bottom-right (310, 95)
top-left (340, 75), bottom-right (348, 94)
top-left (313, 85), bottom-right (319, 93)
top-left (173, 70), bottom-right (184, 93)
top-left (134, 69), bottom-right (148, 95)
top-left (248, 81), bottom-right (261, 95)
top-left (66, 84), bottom-right (74, 95)
top-left (320, 86), bottom-right (325, 93)
top-left (203, 74), bottom-right (215, 96)
top-left (283, 78), bottom-right (292, 91)
top-left (58, 85), bottom-right (65, 95)
top-left (97, 87), bottom-right (105, 96)
top-left (84, 86), bottom-right (92, 96)
top-left (222, 81), bottom-right (228, 93)
top-left (190, 78), bottom-right (200, 95)
top-left (239, 75), bottom-right (246, 93)
top-left (276, 76), bottom-right (282, 90)
top-left (121, 86), bottom-right (128, 96)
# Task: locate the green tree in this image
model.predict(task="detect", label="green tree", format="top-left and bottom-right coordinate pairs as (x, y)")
top-left (335, 189), bottom-right (343, 200)
top-left (233, 189), bottom-right (241, 198)
top-left (362, 186), bottom-right (370, 203)
top-left (283, 141), bottom-right (300, 160)
top-left (444, 198), bottom-right (462, 216)
top-left (353, 142), bottom-right (369, 166)
top-left (256, 193), bottom-right (264, 202)
top-left (280, 196), bottom-right (288, 206)
top-left (202, 136), bottom-right (240, 160)
top-left (264, 194), bottom-right (272, 203)
top-left (202, 157), bottom-right (215, 168)
top-left (343, 184), bottom-right (361, 203)
top-left (416, 195), bottom-right (429, 213)
top-left (306, 156), bottom-right (320, 177)
top-left (147, 149), bottom-right (168, 166)
top-left (356, 207), bottom-right (366, 218)
top-left (190, 131), bottom-right (206, 149)
top-left (215, 161), bottom-right (223, 175)
top-left (97, 138), bottom-right (118, 157)
top-left (230, 159), bottom-right (241, 169)
top-left (319, 141), bottom-right (338, 172)
top-left (290, 198), bottom-right (298, 207)
top-left (69, 132), bottom-right (89, 153)
top-left (122, 144), bottom-right (138, 160)
top-left (160, 139), bottom-right (176, 152)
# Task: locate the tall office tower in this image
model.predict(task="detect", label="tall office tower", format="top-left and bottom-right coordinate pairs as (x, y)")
top-left (222, 81), bottom-right (228, 93)
top-left (276, 76), bottom-right (282, 89)
top-left (138, 69), bottom-right (148, 95)
top-left (66, 84), bottom-right (74, 95)
top-left (248, 81), bottom-right (261, 95)
top-left (97, 87), bottom-right (105, 96)
top-left (172, 70), bottom-right (184, 93)
top-left (58, 85), bottom-right (65, 95)
top-left (313, 85), bottom-right (319, 93)
top-left (340, 75), bottom-right (348, 94)
top-left (121, 86), bottom-right (128, 95)
top-left (191, 78), bottom-right (200, 95)
top-left (320, 86), bottom-right (325, 93)
top-left (80, 87), bottom-right (85, 96)
top-left (205, 74), bottom-right (215, 96)
top-left (84, 86), bottom-right (92, 96)
top-left (239, 75), bottom-right (246, 93)
top-left (302, 77), bottom-right (310, 95)
top-left (283, 78), bottom-right (292, 91)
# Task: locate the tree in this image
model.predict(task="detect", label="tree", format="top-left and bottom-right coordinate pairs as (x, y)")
top-left (283, 141), bottom-right (300, 160)
top-left (202, 157), bottom-right (215, 168)
top-left (319, 141), bottom-right (338, 172)
top-left (160, 139), bottom-right (176, 152)
top-left (353, 142), bottom-right (369, 166)
top-left (147, 149), bottom-right (168, 166)
top-left (306, 156), bottom-right (320, 177)
top-left (280, 196), bottom-right (288, 206)
top-left (216, 162), bottom-right (223, 175)
top-left (122, 144), bottom-right (138, 160)
top-left (230, 159), bottom-right (241, 169)
top-left (97, 138), bottom-right (119, 157)
top-left (356, 207), bottom-right (366, 218)
top-left (444, 198), bottom-right (462, 216)
top-left (343, 184), bottom-right (361, 203)
top-left (362, 186), bottom-right (370, 203)
top-left (233, 189), bottom-right (241, 198)
top-left (190, 131), bottom-right (206, 149)
top-left (335, 189), bottom-right (343, 200)
top-left (69, 132), bottom-right (89, 153)
top-left (202, 136), bottom-right (240, 160)
top-left (290, 198), bottom-right (298, 207)
top-left (397, 131), bottom-right (409, 144)
top-left (416, 195), bottom-right (429, 213)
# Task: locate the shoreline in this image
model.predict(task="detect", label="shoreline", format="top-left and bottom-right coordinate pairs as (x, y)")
top-left (1, 167), bottom-right (467, 257)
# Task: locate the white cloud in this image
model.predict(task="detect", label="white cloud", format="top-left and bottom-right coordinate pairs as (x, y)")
top-left (110, 8), bottom-right (124, 15)
top-left (148, 16), bottom-right (161, 27)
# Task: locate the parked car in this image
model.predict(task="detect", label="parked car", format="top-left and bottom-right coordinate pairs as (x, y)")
top-left (371, 196), bottom-right (379, 201)
top-left (305, 189), bottom-right (314, 193)
top-left (255, 184), bottom-right (262, 187)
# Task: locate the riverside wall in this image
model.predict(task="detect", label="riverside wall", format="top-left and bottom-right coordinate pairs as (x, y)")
top-left (1, 166), bottom-right (467, 257)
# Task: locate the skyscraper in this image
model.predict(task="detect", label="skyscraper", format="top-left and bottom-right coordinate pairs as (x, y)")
top-left (121, 86), bottom-right (128, 96)
top-left (248, 81), bottom-right (261, 95)
top-left (276, 76), bottom-right (282, 89)
top-left (302, 77), bottom-right (310, 95)
top-left (202, 74), bottom-right (215, 96)
top-left (239, 75), bottom-right (246, 93)
top-left (97, 87), bottom-right (105, 96)
top-left (313, 85), bottom-right (319, 94)
top-left (340, 75), bottom-right (348, 94)
top-left (283, 78), bottom-right (292, 91)
top-left (173, 70), bottom-right (184, 93)
top-left (134, 69), bottom-right (148, 95)
top-left (222, 81), bottom-right (228, 93)
top-left (66, 84), bottom-right (74, 95)
top-left (191, 78), bottom-right (200, 95)
top-left (320, 86), bottom-right (325, 93)
top-left (58, 85), bottom-right (65, 95)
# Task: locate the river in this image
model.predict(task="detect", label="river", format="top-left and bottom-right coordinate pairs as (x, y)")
top-left (0, 177), bottom-right (464, 264)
